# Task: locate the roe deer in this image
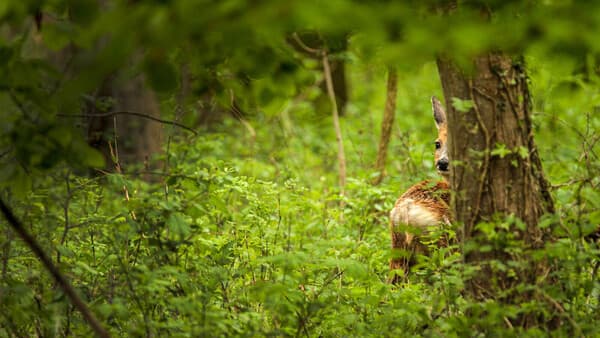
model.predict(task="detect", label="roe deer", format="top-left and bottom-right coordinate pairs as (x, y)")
top-left (389, 96), bottom-right (451, 284)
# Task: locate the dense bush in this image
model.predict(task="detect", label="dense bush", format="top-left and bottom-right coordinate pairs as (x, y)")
top-left (1, 1), bottom-right (600, 336)
top-left (1, 55), bottom-right (599, 337)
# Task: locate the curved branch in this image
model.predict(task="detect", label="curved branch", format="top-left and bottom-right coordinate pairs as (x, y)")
top-left (0, 199), bottom-right (111, 338)
top-left (291, 32), bottom-right (321, 55)
top-left (58, 111), bottom-right (197, 135)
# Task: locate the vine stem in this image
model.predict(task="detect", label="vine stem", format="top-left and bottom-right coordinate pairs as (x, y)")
top-left (468, 79), bottom-right (491, 233)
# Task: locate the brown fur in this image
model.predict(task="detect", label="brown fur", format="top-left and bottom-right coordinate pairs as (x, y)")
top-left (434, 128), bottom-right (447, 162)
top-left (396, 180), bottom-right (450, 214)
top-left (388, 97), bottom-right (452, 284)
top-left (389, 181), bottom-right (451, 283)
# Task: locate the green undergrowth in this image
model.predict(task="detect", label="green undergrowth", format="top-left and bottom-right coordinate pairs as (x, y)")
top-left (1, 60), bottom-right (599, 337)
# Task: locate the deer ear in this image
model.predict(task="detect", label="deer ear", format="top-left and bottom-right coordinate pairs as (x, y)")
top-left (431, 96), bottom-right (446, 129)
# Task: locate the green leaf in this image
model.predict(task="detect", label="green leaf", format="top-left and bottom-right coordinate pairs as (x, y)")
top-left (167, 212), bottom-right (190, 237)
top-left (491, 143), bottom-right (511, 158)
top-left (516, 146), bottom-right (529, 159)
top-left (75, 261), bottom-right (101, 275)
top-left (451, 97), bottom-right (474, 113)
top-left (82, 147), bottom-right (105, 168)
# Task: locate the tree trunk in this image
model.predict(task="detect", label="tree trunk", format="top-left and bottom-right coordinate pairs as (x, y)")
top-left (322, 51), bottom-right (346, 202)
top-left (87, 72), bottom-right (164, 177)
top-left (436, 53), bottom-right (555, 326)
top-left (31, 12), bottom-right (164, 177)
top-left (373, 67), bottom-right (398, 185)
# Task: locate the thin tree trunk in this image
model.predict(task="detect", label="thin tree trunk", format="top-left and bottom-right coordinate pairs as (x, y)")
top-left (292, 34), bottom-right (347, 207)
top-left (288, 32), bottom-right (349, 115)
top-left (323, 51), bottom-right (347, 200)
top-left (373, 67), bottom-right (398, 185)
top-left (436, 52), bottom-right (555, 327)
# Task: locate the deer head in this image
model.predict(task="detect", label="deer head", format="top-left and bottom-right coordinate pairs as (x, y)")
top-left (431, 96), bottom-right (449, 180)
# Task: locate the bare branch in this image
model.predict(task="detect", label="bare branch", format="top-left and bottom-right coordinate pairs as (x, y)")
top-left (229, 90), bottom-right (256, 140)
top-left (0, 199), bottom-right (111, 338)
top-left (57, 111), bottom-right (197, 135)
top-left (291, 32), bottom-right (321, 55)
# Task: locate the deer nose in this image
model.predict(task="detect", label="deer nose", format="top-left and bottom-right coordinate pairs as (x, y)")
top-left (437, 159), bottom-right (449, 171)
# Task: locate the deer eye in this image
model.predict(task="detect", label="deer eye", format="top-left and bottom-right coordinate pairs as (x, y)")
top-left (435, 141), bottom-right (441, 150)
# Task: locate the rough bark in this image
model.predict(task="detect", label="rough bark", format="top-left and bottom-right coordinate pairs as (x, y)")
top-left (87, 73), bottom-right (164, 176)
top-left (436, 53), bottom-right (555, 326)
top-left (373, 67), bottom-right (398, 185)
top-left (31, 13), bottom-right (165, 176)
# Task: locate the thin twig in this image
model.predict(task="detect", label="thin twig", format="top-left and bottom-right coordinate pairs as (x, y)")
top-left (0, 149), bottom-right (11, 159)
top-left (112, 241), bottom-right (152, 337)
top-left (550, 178), bottom-right (591, 190)
top-left (57, 111), bottom-right (197, 135)
top-left (538, 290), bottom-right (582, 337)
top-left (57, 171), bottom-right (73, 264)
top-left (8, 91), bottom-right (28, 116)
top-left (229, 91), bottom-right (256, 140)
top-left (0, 199), bottom-right (111, 338)
top-left (109, 121), bottom-right (136, 221)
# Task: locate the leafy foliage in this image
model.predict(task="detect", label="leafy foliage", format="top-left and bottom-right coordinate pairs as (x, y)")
top-left (0, 0), bottom-right (599, 337)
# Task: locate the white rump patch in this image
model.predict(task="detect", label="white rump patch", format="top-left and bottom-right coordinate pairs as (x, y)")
top-left (390, 198), bottom-right (440, 228)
